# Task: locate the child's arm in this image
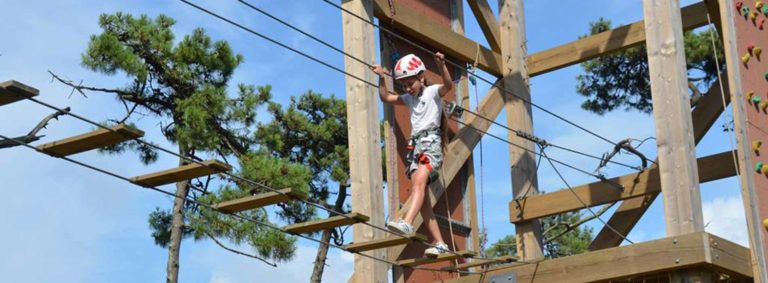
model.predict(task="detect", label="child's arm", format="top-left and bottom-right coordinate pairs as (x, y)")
top-left (371, 64), bottom-right (403, 104)
top-left (435, 52), bottom-right (453, 97)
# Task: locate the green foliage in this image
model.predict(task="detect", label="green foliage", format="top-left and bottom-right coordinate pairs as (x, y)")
top-left (576, 18), bottom-right (724, 115)
top-left (486, 212), bottom-right (592, 259)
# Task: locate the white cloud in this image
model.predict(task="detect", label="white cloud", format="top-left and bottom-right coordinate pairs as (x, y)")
top-left (702, 196), bottom-right (749, 246)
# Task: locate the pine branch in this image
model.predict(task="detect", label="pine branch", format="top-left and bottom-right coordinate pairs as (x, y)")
top-left (203, 230), bottom-right (277, 267)
top-left (0, 107), bottom-right (70, 149)
top-left (48, 70), bottom-right (168, 115)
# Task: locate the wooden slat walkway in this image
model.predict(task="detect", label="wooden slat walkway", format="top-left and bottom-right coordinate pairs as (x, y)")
top-left (344, 233), bottom-right (427, 253)
top-left (397, 250), bottom-right (476, 267)
top-left (37, 124), bottom-right (144, 157)
top-left (283, 212), bottom-right (369, 234)
top-left (131, 160), bottom-right (231, 187)
top-left (214, 188), bottom-right (308, 213)
top-left (0, 80), bottom-right (38, 106)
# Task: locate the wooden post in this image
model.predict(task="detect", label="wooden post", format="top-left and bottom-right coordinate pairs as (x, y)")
top-left (642, 0), bottom-right (709, 281)
top-left (342, 1), bottom-right (387, 282)
top-left (718, 0), bottom-right (768, 281)
top-left (499, 0), bottom-right (544, 260)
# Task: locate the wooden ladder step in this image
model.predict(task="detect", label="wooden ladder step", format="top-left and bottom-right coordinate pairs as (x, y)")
top-left (0, 80), bottom-right (38, 106)
top-left (440, 255), bottom-right (518, 271)
top-left (397, 250), bottom-right (476, 267)
top-left (284, 212), bottom-right (369, 234)
top-left (37, 124), bottom-right (144, 157)
top-left (344, 233), bottom-right (427, 253)
top-left (131, 160), bottom-right (231, 187)
top-left (214, 188), bottom-right (308, 213)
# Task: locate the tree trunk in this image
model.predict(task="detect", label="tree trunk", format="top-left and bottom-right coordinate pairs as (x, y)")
top-left (166, 145), bottom-right (191, 283)
top-left (310, 184), bottom-right (348, 283)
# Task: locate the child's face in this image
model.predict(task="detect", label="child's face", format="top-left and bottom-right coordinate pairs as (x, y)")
top-left (396, 75), bottom-right (423, 96)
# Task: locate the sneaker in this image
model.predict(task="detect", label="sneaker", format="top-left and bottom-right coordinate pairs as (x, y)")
top-left (386, 219), bottom-right (413, 235)
top-left (424, 242), bottom-right (449, 257)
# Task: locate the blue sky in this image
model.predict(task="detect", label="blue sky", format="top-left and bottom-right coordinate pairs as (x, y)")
top-left (0, 0), bottom-right (747, 282)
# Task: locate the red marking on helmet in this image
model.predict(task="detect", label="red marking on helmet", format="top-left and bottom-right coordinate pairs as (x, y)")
top-left (395, 59), bottom-right (403, 72)
top-left (406, 57), bottom-right (422, 71)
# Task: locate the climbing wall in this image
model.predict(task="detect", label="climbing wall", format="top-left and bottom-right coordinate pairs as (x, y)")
top-left (381, 0), bottom-right (471, 281)
top-left (733, 0), bottom-right (768, 262)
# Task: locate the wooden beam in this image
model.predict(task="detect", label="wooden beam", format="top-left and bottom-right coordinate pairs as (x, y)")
top-left (283, 212), bottom-right (369, 235)
top-left (343, 1), bottom-right (387, 282)
top-left (441, 255), bottom-right (518, 271)
top-left (372, 0), bottom-right (503, 77)
top-left (467, 0), bottom-right (501, 52)
top-left (527, 1), bottom-right (709, 77)
top-left (397, 250), bottom-right (476, 267)
top-left (443, 232), bottom-right (752, 283)
top-left (500, 0), bottom-right (544, 261)
top-left (589, 77), bottom-right (730, 251)
top-left (37, 124), bottom-right (144, 157)
top-left (644, 0), bottom-right (704, 236)
top-left (0, 80), bottom-right (39, 106)
top-left (344, 233), bottom-right (427, 253)
top-left (508, 151), bottom-right (737, 223)
top-left (213, 188), bottom-right (307, 214)
top-left (131, 160), bottom-right (231, 187)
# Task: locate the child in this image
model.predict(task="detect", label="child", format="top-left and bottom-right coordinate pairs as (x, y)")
top-left (371, 52), bottom-right (453, 256)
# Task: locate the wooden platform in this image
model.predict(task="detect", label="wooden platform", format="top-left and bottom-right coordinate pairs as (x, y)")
top-left (443, 232), bottom-right (752, 283)
top-left (0, 80), bottom-right (38, 106)
top-left (131, 160), bottom-right (231, 187)
top-left (283, 212), bottom-right (369, 234)
top-left (37, 124), bottom-right (144, 157)
top-left (441, 255), bottom-right (518, 271)
top-left (214, 188), bottom-right (308, 213)
top-left (344, 233), bottom-right (427, 253)
top-left (397, 250), bottom-right (476, 267)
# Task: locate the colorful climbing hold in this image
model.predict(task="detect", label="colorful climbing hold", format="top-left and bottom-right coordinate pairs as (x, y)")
top-left (764, 218), bottom-right (768, 231)
top-left (757, 162), bottom-right (764, 172)
top-left (754, 140), bottom-right (763, 151)
top-left (737, 1), bottom-right (744, 10)
top-left (756, 47), bottom-right (763, 58)
top-left (762, 165), bottom-right (768, 175)
top-left (747, 91), bottom-right (755, 101)
top-left (742, 53), bottom-right (751, 64)
top-left (744, 7), bottom-right (751, 16)
top-left (763, 5), bottom-right (768, 15)
top-left (758, 1), bottom-right (765, 10)
top-left (761, 101), bottom-right (768, 111)
top-left (748, 44), bottom-right (756, 53)
top-left (764, 71), bottom-right (768, 80)
top-left (753, 95), bottom-right (762, 104)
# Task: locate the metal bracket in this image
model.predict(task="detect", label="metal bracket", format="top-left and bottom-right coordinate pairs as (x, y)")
top-left (488, 271), bottom-right (517, 283)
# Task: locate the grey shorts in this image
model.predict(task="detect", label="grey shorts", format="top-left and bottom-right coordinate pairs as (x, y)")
top-left (405, 129), bottom-right (443, 179)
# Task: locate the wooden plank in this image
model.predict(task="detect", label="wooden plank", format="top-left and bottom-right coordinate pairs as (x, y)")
top-left (284, 212), bottom-right (370, 235)
top-left (500, 0), bottom-right (544, 261)
top-left (589, 77), bottom-right (730, 251)
top-left (467, 0), bottom-right (500, 52)
top-left (508, 151), bottom-right (737, 223)
top-left (706, 233), bottom-right (753, 279)
top-left (527, 1), bottom-right (709, 77)
top-left (37, 124), bottom-right (144, 157)
top-left (344, 0), bottom-right (387, 282)
top-left (0, 80), bottom-right (39, 106)
top-left (213, 188), bottom-right (307, 214)
top-left (131, 160), bottom-right (231, 187)
top-left (344, 233), bottom-right (427, 253)
top-left (443, 232), bottom-right (750, 283)
top-left (397, 250), bottom-right (476, 267)
top-left (372, 0), bottom-right (503, 77)
top-left (441, 255), bottom-right (518, 271)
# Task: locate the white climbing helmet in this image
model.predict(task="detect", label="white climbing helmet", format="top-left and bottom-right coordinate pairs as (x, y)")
top-left (394, 54), bottom-right (426, 80)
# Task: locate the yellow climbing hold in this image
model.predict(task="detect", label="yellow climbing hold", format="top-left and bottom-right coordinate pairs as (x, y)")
top-left (764, 218), bottom-right (768, 231)
top-left (761, 101), bottom-right (768, 111)
top-left (762, 165), bottom-right (768, 174)
top-left (743, 53), bottom-right (751, 64)
top-left (755, 47), bottom-right (763, 58)
top-left (754, 140), bottom-right (763, 151)
top-left (747, 91), bottom-right (755, 101)
top-left (758, 1), bottom-right (765, 9)
top-left (752, 11), bottom-right (759, 21)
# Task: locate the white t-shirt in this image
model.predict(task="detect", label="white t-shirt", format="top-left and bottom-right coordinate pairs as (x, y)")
top-left (400, 84), bottom-right (443, 133)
